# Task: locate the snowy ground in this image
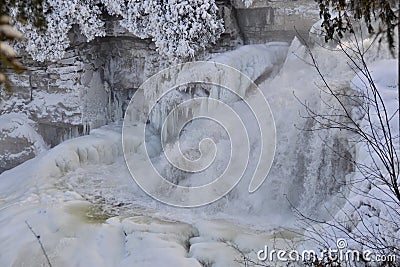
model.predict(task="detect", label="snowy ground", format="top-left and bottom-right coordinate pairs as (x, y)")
top-left (0, 126), bottom-right (301, 266)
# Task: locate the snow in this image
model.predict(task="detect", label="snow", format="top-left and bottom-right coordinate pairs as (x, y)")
top-left (1, 87), bottom-right (82, 125)
top-left (0, 143), bottom-right (294, 266)
top-left (12, 0), bottom-right (224, 62)
top-left (119, 0), bottom-right (224, 61)
top-left (0, 42), bottom-right (296, 266)
top-left (297, 21), bottom-right (399, 262)
top-left (331, 59), bottom-right (399, 254)
top-left (1, 22), bottom-right (398, 266)
top-left (0, 113), bottom-right (45, 148)
top-left (212, 42), bottom-right (289, 82)
top-left (352, 59), bottom-right (399, 118)
top-left (120, 43), bottom-right (288, 207)
top-left (13, 0), bottom-right (105, 62)
top-left (143, 42), bottom-right (289, 136)
top-left (299, 57), bottom-right (399, 263)
top-left (0, 113), bottom-right (47, 172)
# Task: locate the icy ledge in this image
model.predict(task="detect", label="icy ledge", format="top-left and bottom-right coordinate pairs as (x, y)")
top-left (0, 124), bottom-right (295, 267)
top-left (0, 127), bottom-right (123, 203)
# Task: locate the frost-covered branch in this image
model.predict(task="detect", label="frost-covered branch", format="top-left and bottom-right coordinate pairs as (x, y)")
top-left (295, 23), bottom-right (400, 265)
top-left (13, 0), bottom-right (105, 61)
top-left (10, 0), bottom-right (225, 62)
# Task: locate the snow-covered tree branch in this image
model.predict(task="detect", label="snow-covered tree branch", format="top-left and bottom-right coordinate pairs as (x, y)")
top-left (11, 0), bottom-right (225, 62)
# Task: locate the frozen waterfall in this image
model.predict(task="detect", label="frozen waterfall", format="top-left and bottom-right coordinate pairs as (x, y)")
top-left (0, 40), bottom-right (359, 266)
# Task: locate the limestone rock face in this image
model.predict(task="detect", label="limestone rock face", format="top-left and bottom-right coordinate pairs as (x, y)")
top-left (0, 1), bottom-right (318, 172)
top-left (232, 0), bottom-right (319, 44)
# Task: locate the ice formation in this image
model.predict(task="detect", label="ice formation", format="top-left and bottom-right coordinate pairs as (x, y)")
top-left (0, 23), bottom-right (398, 266)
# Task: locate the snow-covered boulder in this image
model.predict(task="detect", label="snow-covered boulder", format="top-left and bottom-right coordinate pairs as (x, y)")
top-left (0, 113), bottom-right (47, 173)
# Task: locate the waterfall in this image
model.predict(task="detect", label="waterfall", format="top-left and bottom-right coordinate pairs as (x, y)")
top-left (0, 40), bottom-right (357, 224)
top-left (120, 41), bottom-right (356, 220)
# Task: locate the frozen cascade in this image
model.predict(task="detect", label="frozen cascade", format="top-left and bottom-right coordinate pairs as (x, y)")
top-left (0, 40), bottom-right (367, 266)
top-left (120, 41), bottom-right (356, 219)
top-left (144, 43), bottom-right (289, 146)
top-left (0, 41), bottom-right (357, 218)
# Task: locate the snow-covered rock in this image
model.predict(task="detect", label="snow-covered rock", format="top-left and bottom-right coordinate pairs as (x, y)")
top-left (0, 113), bottom-right (47, 173)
